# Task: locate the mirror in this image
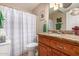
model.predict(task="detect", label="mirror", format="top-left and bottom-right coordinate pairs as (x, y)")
top-left (49, 3), bottom-right (79, 33)
top-left (49, 5), bottom-right (66, 31)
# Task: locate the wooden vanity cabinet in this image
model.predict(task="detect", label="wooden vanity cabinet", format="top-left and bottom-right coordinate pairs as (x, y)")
top-left (38, 34), bottom-right (79, 56)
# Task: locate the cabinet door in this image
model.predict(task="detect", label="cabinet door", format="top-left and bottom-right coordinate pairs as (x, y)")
top-left (38, 43), bottom-right (51, 56)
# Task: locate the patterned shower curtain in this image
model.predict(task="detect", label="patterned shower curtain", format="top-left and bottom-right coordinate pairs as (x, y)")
top-left (0, 6), bottom-right (36, 56)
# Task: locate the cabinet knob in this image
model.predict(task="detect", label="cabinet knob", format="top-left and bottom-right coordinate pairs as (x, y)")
top-left (57, 45), bottom-right (64, 49)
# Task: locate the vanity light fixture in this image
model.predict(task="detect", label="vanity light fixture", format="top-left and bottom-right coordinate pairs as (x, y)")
top-left (50, 3), bottom-right (63, 10)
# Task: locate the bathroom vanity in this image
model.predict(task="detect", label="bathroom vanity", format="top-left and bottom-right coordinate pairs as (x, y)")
top-left (38, 33), bottom-right (79, 56)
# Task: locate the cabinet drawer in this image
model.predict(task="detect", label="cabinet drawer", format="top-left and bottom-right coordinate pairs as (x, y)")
top-left (51, 48), bottom-right (67, 56)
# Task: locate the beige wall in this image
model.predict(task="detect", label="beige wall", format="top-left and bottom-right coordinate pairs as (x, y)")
top-left (49, 11), bottom-right (66, 30)
top-left (32, 3), bottom-right (49, 33)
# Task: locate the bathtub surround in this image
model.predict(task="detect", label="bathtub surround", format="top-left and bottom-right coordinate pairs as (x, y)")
top-left (0, 6), bottom-right (36, 56)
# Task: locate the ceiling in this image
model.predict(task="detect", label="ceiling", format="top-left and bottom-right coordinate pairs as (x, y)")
top-left (0, 3), bottom-right (39, 12)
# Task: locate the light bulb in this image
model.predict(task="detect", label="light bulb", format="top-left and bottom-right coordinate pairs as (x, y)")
top-left (50, 3), bottom-right (63, 10)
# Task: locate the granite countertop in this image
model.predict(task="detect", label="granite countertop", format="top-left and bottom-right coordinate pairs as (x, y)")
top-left (38, 32), bottom-right (79, 44)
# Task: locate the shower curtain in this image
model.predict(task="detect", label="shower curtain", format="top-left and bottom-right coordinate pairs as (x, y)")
top-left (0, 6), bottom-right (36, 56)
